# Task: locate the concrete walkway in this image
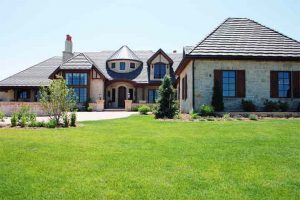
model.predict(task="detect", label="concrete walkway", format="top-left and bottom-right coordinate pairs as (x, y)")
top-left (1, 112), bottom-right (137, 126)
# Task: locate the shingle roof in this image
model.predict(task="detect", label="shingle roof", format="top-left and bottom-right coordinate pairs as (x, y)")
top-left (0, 57), bottom-right (62, 87)
top-left (0, 50), bottom-right (182, 87)
top-left (188, 18), bottom-right (300, 58)
top-left (60, 53), bottom-right (93, 69)
top-left (107, 45), bottom-right (141, 61)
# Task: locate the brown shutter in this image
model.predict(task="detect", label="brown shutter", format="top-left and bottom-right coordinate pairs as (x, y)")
top-left (181, 77), bottom-right (184, 100)
top-left (236, 70), bottom-right (245, 97)
top-left (292, 71), bottom-right (300, 98)
top-left (185, 74), bottom-right (188, 100)
top-left (270, 71), bottom-right (278, 98)
top-left (214, 70), bottom-right (222, 89)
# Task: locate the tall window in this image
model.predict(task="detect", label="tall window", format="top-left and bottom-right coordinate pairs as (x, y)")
top-left (65, 72), bottom-right (88, 103)
top-left (278, 72), bottom-right (290, 97)
top-left (222, 71), bottom-right (236, 97)
top-left (148, 89), bottom-right (159, 103)
top-left (120, 62), bottom-right (126, 70)
top-left (154, 63), bottom-right (167, 79)
top-left (112, 88), bottom-right (116, 102)
top-left (111, 63), bottom-right (116, 68)
top-left (129, 89), bottom-right (134, 100)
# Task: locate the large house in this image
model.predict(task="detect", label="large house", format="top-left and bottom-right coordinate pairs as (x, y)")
top-left (1, 18), bottom-right (300, 113)
top-left (0, 36), bottom-right (182, 111)
top-left (176, 18), bottom-right (300, 112)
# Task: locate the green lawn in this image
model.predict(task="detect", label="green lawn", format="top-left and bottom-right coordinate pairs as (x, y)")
top-left (0, 116), bottom-right (300, 199)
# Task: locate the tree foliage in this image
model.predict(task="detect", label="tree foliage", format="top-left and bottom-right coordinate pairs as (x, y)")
top-left (39, 76), bottom-right (76, 125)
top-left (154, 76), bottom-right (178, 119)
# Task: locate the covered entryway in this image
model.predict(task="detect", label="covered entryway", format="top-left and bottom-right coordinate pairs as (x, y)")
top-left (118, 86), bottom-right (126, 108)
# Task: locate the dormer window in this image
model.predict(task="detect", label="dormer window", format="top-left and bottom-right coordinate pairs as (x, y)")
top-left (130, 63), bottom-right (135, 69)
top-left (111, 63), bottom-right (116, 68)
top-left (120, 62), bottom-right (125, 70)
top-left (154, 63), bottom-right (167, 79)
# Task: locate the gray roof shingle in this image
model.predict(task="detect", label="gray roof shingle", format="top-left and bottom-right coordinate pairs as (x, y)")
top-left (60, 53), bottom-right (93, 69)
top-left (188, 18), bottom-right (300, 58)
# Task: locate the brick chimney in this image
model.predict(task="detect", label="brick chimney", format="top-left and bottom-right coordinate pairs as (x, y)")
top-left (62, 34), bottom-right (73, 62)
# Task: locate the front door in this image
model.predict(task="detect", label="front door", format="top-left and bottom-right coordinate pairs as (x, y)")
top-left (118, 86), bottom-right (126, 108)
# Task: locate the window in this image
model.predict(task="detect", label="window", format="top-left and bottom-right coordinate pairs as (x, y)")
top-left (18, 90), bottom-right (29, 100)
top-left (148, 89), bottom-right (159, 103)
top-left (65, 73), bottom-right (87, 86)
top-left (74, 88), bottom-right (87, 103)
top-left (129, 89), bottom-right (134, 100)
top-left (154, 63), bottom-right (167, 79)
top-left (111, 63), bottom-right (116, 69)
top-left (222, 71), bottom-right (236, 97)
top-left (112, 88), bottom-right (116, 102)
top-left (120, 62), bottom-right (126, 70)
top-left (181, 75), bottom-right (188, 100)
top-left (278, 72), bottom-right (291, 97)
top-left (130, 63), bottom-right (135, 69)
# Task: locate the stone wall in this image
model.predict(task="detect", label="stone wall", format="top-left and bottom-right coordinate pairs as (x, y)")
top-left (90, 78), bottom-right (104, 102)
top-left (0, 102), bottom-right (45, 116)
top-left (0, 90), bottom-right (14, 101)
top-left (179, 60), bottom-right (193, 113)
top-left (192, 59), bottom-right (300, 111)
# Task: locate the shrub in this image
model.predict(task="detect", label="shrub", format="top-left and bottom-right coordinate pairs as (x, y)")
top-left (63, 114), bottom-right (69, 128)
top-left (138, 105), bottom-right (150, 115)
top-left (189, 110), bottom-right (198, 120)
top-left (131, 105), bottom-right (140, 112)
top-left (16, 106), bottom-right (31, 121)
top-left (249, 114), bottom-right (258, 121)
top-left (211, 80), bottom-right (224, 111)
top-left (0, 111), bottom-right (4, 121)
top-left (87, 106), bottom-right (93, 112)
top-left (278, 101), bottom-right (289, 112)
top-left (46, 119), bottom-right (57, 128)
top-left (36, 121), bottom-right (46, 127)
top-left (200, 104), bottom-right (214, 116)
top-left (241, 99), bottom-right (256, 112)
top-left (20, 115), bottom-right (27, 127)
top-left (154, 76), bottom-right (178, 119)
top-left (70, 112), bottom-right (76, 127)
top-left (11, 113), bottom-right (17, 127)
top-left (263, 100), bottom-right (279, 112)
top-left (222, 113), bottom-right (231, 120)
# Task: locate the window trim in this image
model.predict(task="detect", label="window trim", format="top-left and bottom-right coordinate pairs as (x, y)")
top-left (278, 71), bottom-right (291, 98)
top-left (64, 70), bottom-right (89, 103)
top-left (120, 62), bottom-right (126, 70)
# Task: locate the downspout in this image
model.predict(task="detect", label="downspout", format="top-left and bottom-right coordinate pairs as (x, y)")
top-left (192, 59), bottom-right (195, 111)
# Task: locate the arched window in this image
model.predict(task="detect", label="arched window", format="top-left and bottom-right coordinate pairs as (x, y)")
top-left (154, 63), bottom-right (167, 79)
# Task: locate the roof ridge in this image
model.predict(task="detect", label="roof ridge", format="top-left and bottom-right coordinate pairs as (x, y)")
top-left (83, 54), bottom-right (108, 79)
top-left (189, 18), bottom-right (230, 55)
top-left (0, 56), bottom-right (61, 83)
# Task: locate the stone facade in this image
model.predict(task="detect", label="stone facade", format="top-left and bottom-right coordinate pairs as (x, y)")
top-left (179, 59), bottom-right (300, 113)
top-left (0, 102), bottom-right (44, 115)
top-left (179, 60), bottom-right (193, 113)
top-left (0, 90), bottom-right (14, 101)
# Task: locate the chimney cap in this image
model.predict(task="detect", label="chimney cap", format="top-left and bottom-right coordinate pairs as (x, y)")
top-left (66, 34), bottom-right (72, 41)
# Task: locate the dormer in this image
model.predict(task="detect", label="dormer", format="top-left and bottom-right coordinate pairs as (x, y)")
top-left (147, 49), bottom-right (173, 81)
top-left (106, 45), bottom-right (142, 73)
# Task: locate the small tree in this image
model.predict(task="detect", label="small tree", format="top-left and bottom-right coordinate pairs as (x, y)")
top-left (39, 76), bottom-right (76, 125)
top-left (154, 76), bottom-right (178, 119)
top-left (211, 80), bottom-right (224, 111)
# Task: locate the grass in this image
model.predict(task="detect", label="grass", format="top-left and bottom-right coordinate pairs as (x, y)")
top-left (0, 115), bottom-right (300, 199)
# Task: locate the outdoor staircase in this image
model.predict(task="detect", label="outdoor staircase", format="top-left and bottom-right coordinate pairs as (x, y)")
top-left (103, 108), bottom-right (126, 112)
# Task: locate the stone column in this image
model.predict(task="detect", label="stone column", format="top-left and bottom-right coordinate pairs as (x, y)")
top-left (125, 100), bottom-right (132, 111)
top-left (96, 100), bottom-right (105, 111)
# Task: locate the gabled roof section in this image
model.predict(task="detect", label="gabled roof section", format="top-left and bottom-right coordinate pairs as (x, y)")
top-left (188, 18), bottom-right (300, 59)
top-left (147, 49), bottom-right (174, 65)
top-left (60, 53), bottom-right (93, 69)
top-left (107, 45), bottom-right (141, 62)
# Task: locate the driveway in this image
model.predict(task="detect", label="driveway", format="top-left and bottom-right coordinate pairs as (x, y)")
top-left (1, 112), bottom-right (137, 126)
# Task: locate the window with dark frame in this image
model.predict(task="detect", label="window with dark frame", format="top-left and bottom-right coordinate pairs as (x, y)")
top-left (120, 62), bottom-right (126, 70)
top-left (111, 63), bottom-right (116, 69)
top-left (222, 71), bottom-right (236, 97)
top-left (154, 63), bottom-right (167, 79)
top-left (129, 89), bottom-right (133, 100)
top-left (18, 90), bottom-right (29, 100)
top-left (130, 63), bottom-right (135, 69)
top-left (112, 88), bottom-right (116, 102)
top-left (278, 72), bottom-right (291, 98)
top-left (148, 89), bottom-right (159, 103)
top-left (65, 72), bottom-right (88, 103)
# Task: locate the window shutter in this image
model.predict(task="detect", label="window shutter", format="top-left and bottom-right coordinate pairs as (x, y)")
top-left (270, 71), bottom-right (278, 98)
top-left (292, 71), bottom-right (300, 98)
top-left (214, 70), bottom-right (222, 89)
top-left (181, 77), bottom-right (185, 100)
top-left (236, 70), bottom-right (246, 97)
top-left (185, 74), bottom-right (188, 100)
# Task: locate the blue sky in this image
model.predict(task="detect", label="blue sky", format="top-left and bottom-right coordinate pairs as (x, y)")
top-left (0, 0), bottom-right (299, 80)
